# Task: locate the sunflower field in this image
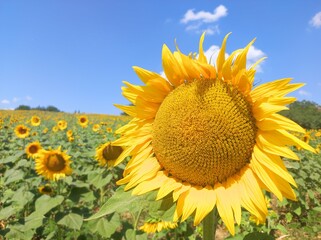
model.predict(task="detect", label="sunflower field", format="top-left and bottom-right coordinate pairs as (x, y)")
top-left (0, 109), bottom-right (320, 240)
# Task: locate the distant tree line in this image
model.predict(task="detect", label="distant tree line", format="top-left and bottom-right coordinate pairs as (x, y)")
top-left (15, 105), bottom-right (61, 112)
top-left (280, 100), bottom-right (321, 129)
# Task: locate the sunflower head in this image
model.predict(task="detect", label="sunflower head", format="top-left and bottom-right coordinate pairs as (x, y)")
top-left (35, 146), bottom-right (72, 181)
top-left (14, 124), bottom-right (30, 138)
top-left (31, 116), bottom-right (41, 126)
top-left (52, 126), bottom-right (59, 132)
top-left (43, 128), bottom-right (49, 134)
top-left (139, 219), bottom-right (178, 233)
top-left (57, 120), bottom-right (68, 130)
top-left (92, 124), bottom-right (101, 132)
top-left (78, 115), bottom-right (89, 128)
top-left (38, 184), bottom-right (54, 195)
top-left (113, 33), bottom-right (315, 235)
top-left (66, 130), bottom-right (73, 137)
top-left (95, 142), bottom-right (123, 167)
top-left (25, 141), bottom-right (42, 159)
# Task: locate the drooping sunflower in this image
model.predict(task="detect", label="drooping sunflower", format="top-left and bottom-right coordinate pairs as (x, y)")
top-left (38, 184), bottom-right (54, 195)
top-left (14, 124), bottom-right (30, 138)
top-left (31, 116), bottom-right (41, 126)
top-left (139, 219), bottom-right (178, 233)
top-left (95, 142), bottom-right (123, 167)
top-left (78, 115), bottom-right (89, 128)
top-left (113, 33), bottom-right (315, 235)
top-left (25, 141), bottom-right (42, 159)
top-left (35, 147), bottom-right (72, 181)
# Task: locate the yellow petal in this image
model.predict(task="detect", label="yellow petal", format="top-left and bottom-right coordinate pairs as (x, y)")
top-left (194, 186), bottom-right (217, 226)
top-left (132, 171), bottom-right (168, 195)
top-left (162, 44), bottom-right (184, 87)
top-left (216, 33), bottom-right (231, 78)
top-left (198, 32), bottom-right (207, 64)
top-left (215, 183), bottom-right (235, 235)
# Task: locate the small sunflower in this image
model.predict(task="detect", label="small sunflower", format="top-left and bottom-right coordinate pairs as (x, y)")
top-left (106, 127), bottom-right (113, 133)
top-left (57, 120), bottom-right (68, 130)
top-left (43, 128), bottom-right (49, 134)
top-left (95, 142), bottom-right (123, 167)
top-left (35, 147), bottom-right (72, 181)
top-left (92, 124), bottom-right (101, 132)
top-left (31, 116), bottom-right (41, 126)
top-left (14, 124), bottom-right (30, 138)
top-left (78, 115), bottom-right (89, 128)
top-left (66, 130), bottom-right (73, 137)
top-left (113, 33), bottom-right (315, 235)
top-left (52, 126), bottom-right (59, 132)
top-left (38, 184), bottom-right (54, 195)
top-left (140, 219), bottom-right (178, 233)
top-left (25, 141), bottom-right (42, 159)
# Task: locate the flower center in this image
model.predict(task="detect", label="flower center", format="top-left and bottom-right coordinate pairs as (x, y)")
top-left (152, 79), bottom-right (257, 186)
top-left (29, 145), bottom-right (39, 154)
top-left (46, 154), bottom-right (66, 171)
top-left (19, 128), bottom-right (27, 134)
top-left (103, 145), bottom-right (123, 160)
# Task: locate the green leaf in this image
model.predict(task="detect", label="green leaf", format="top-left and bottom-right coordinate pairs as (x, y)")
top-left (88, 213), bottom-right (120, 238)
top-left (243, 232), bottom-right (274, 240)
top-left (5, 224), bottom-right (34, 240)
top-left (148, 194), bottom-right (176, 221)
top-left (85, 186), bottom-right (142, 221)
top-left (1, 150), bottom-right (24, 164)
top-left (294, 206), bottom-right (302, 216)
top-left (312, 206), bottom-right (321, 212)
top-left (125, 229), bottom-right (136, 240)
top-left (276, 223), bottom-right (288, 234)
top-left (1, 189), bottom-right (14, 203)
top-left (0, 206), bottom-right (15, 219)
top-left (35, 195), bottom-right (64, 215)
top-left (15, 159), bottom-right (30, 168)
top-left (57, 213), bottom-right (83, 230)
top-left (87, 171), bottom-right (113, 189)
top-left (285, 212), bottom-right (293, 222)
top-left (11, 188), bottom-right (34, 208)
top-left (24, 212), bottom-right (44, 230)
top-left (4, 169), bottom-right (24, 184)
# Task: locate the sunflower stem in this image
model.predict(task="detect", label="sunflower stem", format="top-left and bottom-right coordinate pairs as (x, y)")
top-left (203, 207), bottom-right (218, 240)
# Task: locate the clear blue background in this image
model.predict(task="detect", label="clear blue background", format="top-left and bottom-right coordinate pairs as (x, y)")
top-left (1, 1), bottom-right (320, 114)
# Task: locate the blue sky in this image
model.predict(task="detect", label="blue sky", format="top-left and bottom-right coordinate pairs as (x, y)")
top-left (1, 1), bottom-right (321, 115)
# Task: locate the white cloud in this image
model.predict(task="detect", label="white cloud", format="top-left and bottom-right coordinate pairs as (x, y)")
top-left (181, 5), bottom-right (228, 24)
top-left (26, 96), bottom-right (32, 101)
top-left (203, 45), bottom-right (224, 65)
top-left (298, 90), bottom-right (311, 96)
top-left (1, 99), bottom-right (10, 104)
top-left (181, 5), bottom-right (227, 35)
top-left (202, 44), bottom-right (265, 70)
top-left (12, 97), bottom-right (19, 103)
top-left (247, 46), bottom-right (266, 72)
top-left (199, 25), bottom-right (220, 36)
top-left (309, 11), bottom-right (321, 28)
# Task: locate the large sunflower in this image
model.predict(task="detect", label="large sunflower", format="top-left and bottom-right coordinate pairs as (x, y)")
top-left (113, 33), bottom-right (315, 235)
top-left (35, 147), bottom-right (72, 181)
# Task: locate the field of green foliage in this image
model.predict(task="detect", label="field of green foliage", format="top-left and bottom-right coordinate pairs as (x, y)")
top-left (1, 110), bottom-right (321, 240)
